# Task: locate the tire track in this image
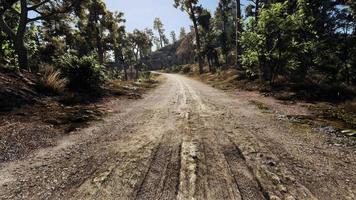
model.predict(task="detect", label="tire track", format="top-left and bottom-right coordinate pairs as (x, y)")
top-left (212, 128), bottom-right (267, 200)
top-left (134, 130), bottom-right (182, 200)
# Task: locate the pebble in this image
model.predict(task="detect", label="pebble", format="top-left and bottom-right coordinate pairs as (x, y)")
top-left (269, 195), bottom-right (281, 200)
top-left (271, 174), bottom-right (281, 184)
top-left (267, 160), bottom-right (277, 167)
top-left (285, 196), bottom-right (296, 200)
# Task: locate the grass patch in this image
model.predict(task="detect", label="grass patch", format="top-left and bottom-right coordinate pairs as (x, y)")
top-left (37, 66), bottom-right (67, 95)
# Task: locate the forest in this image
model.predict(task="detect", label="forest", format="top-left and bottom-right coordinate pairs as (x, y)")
top-left (1, 0), bottom-right (355, 92)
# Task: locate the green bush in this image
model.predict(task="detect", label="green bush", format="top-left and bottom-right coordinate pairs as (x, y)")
top-left (57, 53), bottom-right (105, 90)
top-left (139, 71), bottom-right (152, 81)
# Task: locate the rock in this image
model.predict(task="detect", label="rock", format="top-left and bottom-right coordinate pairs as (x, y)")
top-left (267, 160), bottom-right (277, 167)
top-left (271, 174), bottom-right (281, 184)
top-left (341, 130), bottom-right (356, 137)
top-left (278, 184), bottom-right (287, 193)
top-left (285, 195), bottom-right (296, 200)
top-left (269, 195), bottom-right (281, 200)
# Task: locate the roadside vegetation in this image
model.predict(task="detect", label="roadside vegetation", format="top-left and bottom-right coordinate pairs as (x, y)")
top-left (161, 0), bottom-right (356, 136)
top-left (0, 0), bottom-right (162, 162)
top-left (165, 0), bottom-right (355, 89)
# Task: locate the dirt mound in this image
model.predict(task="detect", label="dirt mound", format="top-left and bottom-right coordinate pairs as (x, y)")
top-left (0, 69), bottom-right (161, 163)
top-left (0, 69), bottom-right (41, 112)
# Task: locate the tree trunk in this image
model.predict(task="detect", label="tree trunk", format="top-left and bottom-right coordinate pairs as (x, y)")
top-left (135, 65), bottom-right (139, 80)
top-left (14, 36), bottom-right (29, 70)
top-left (160, 34), bottom-right (163, 48)
top-left (235, 0), bottom-right (243, 69)
top-left (0, 0), bottom-right (29, 70)
top-left (255, 0), bottom-right (260, 22)
top-left (97, 35), bottom-right (104, 64)
top-left (123, 65), bottom-right (128, 81)
top-left (223, 16), bottom-right (229, 65)
top-left (130, 65), bottom-right (133, 80)
top-left (189, 4), bottom-right (203, 74)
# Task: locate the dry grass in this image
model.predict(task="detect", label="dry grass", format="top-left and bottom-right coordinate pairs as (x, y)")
top-left (38, 66), bottom-right (67, 94)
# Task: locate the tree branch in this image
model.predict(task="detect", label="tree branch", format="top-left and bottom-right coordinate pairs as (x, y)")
top-left (0, 10), bottom-right (16, 39)
top-left (27, 1), bottom-right (74, 22)
top-left (28, 0), bottom-right (51, 11)
top-left (9, 6), bottom-right (20, 15)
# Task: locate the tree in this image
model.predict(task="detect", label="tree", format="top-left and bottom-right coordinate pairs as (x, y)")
top-left (86, 0), bottom-right (108, 64)
top-left (174, 0), bottom-right (204, 74)
top-left (179, 27), bottom-right (187, 40)
top-left (106, 11), bottom-right (127, 78)
top-left (245, 0), bottom-right (261, 22)
top-left (153, 17), bottom-right (167, 48)
top-left (0, 0), bottom-right (77, 69)
top-left (176, 32), bottom-right (195, 64)
top-left (128, 29), bottom-right (153, 79)
top-left (216, 0), bottom-right (234, 65)
top-left (144, 28), bottom-right (155, 53)
top-left (171, 31), bottom-right (177, 43)
top-left (235, 0), bottom-right (243, 68)
top-left (199, 8), bottom-right (219, 72)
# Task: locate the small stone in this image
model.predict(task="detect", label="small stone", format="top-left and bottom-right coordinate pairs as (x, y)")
top-left (285, 195), bottom-right (296, 200)
top-left (278, 184), bottom-right (287, 193)
top-left (271, 174), bottom-right (281, 184)
top-left (267, 160), bottom-right (277, 167)
top-left (269, 195), bottom-right (281, 200)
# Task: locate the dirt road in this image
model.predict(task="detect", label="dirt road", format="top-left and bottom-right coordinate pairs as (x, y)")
top-left (1, 73), bottom-right (355, 200)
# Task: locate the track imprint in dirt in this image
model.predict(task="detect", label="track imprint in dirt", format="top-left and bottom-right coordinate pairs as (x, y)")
top-left (1, 73), bottom-right (355, 200)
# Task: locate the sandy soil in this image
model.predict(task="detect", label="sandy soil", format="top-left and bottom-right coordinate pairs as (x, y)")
top-left (0, 73), bottom-right (355, 200)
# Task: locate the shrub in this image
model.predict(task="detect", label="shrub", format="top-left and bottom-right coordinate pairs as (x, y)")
top-left (171, 65), bottom-right (182, 73)
top-left (37, 65), bottom-right (67, 94)
top-left (140, 71), bottom-right (152, 81)
top-left (57, 53), bottom-right (105, 90)
top-left (182, 65), bottom-right (191, 74)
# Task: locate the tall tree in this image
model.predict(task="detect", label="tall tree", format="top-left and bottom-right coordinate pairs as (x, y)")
top-left (235, 0), bottom-right (243, 68)
top-left (174, 0), bottom-right (204, 74)
top-left (128, 29), bottom-right (153, 79)
top-left (106, 11), bottom-right (126, 71)
top-left (199, 8), bottom-right (219, 72)
top-left (245, 0), bottom-right (261, 22)
top-left (87, 0), bottom-right (108, 64)
top-left (216, 0), bottom-right (234, 65)
top-left (179, 27), bottom-right (187, 40)
top-left (0, 0), bottom-right (77, 69)
top-left (153, 17), bottom-right (166, 48)
top-left (171, 31), bottom-right (177, 43)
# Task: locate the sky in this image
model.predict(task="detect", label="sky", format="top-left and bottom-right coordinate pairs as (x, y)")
top-left (104, 0), bottom-right (232, 39)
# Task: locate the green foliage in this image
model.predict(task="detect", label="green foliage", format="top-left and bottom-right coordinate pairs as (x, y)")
top-left (153, 18), bottom-right (168, 48)
top-left (240, 0), bottom-right (355, 85)
top-left (139, 71), bottom-right (152, 82)
top-left (0, 37), bottom-right (17, 68)
top-left (241, 18), bottom-right (261, 78)
top-left (1, 0), bottom-right (355, 90)
top-left (56, 53), bottom-right (105, 90)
